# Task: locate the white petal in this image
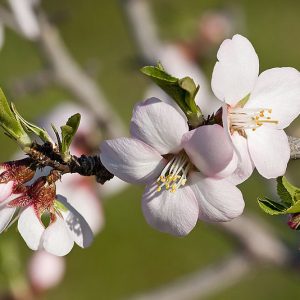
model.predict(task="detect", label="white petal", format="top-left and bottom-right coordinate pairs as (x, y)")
top-left (0, 181), bottom-right (14, 202)
top-left (57, 183), bottom-right (103, 235)
top-left (211, 34), bottom-right (259, 105)
top-left (245, 67), bottom-right (300, 129)
top-left (42, 216), bottom-right (74, 257)
top-left (142, 183), bottom-right (199, 236)
top-left (57, 196), bottom-right (94, 249)
top-left (228, 132), bottom-right (254, 185)
top-left (189, 172), bottom-right (245, 222)
top-left (247, 128), bottom-right (290, 179)
top-left (130, 98), bottom-right (189, 154)
top-left (101, 176), bottom-right (128, 198)
top-left (182, 124), bottom-right (237, 178)
top-left (18, 206), bottom-right (44, 251)
top-left (100, 138), bottom-right (166, 184)
top-left (0, 207), bottom-right (16, 233)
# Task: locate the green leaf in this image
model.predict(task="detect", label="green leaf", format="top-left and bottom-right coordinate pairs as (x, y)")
top-left (277, 176), bottom-right (299, 205)
top-left (0, 89), bottom-right (31, 149)
top-left (11, 103), bottom-right (54, 144)
top-left (60, 113), bottom-right (81, 162)
top-left (141, 65), bottom-right (203, 127)
top-left (258, 176), bottom-right (300, 215)
top-left (258, 197), bottom-right (288, 215)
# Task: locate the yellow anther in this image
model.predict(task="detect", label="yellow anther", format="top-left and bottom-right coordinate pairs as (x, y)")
top-left (157, 186), bottom-right (162, 192)
top-left (181, 179), bottom-right (187, 185)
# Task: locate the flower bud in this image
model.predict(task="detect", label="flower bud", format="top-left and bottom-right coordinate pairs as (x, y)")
top-left (28, 251), bottom-right (65, 292)
top-left (288, 213), bottom-right (300, 230)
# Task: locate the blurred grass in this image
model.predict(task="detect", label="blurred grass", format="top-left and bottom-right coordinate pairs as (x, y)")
top-left (0, 0), bottom-right (299, 299)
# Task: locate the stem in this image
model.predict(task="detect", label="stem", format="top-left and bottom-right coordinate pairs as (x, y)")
top-left (288, 136), bottom-right (300, 159)
top-left (28, 142), bottom-right (114, 184)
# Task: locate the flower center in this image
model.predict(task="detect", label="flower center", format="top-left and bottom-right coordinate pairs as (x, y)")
top-left (156, 152), bottom-right (192, 193)
top-left (229, 107), bottom-right (278, 132)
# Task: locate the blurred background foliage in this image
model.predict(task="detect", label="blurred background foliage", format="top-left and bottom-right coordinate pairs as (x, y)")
top-left (0, 0), bottom-right (300, 299)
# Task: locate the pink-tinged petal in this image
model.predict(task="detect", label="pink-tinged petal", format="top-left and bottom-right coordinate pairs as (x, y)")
top-left (228, 133), bottom-right (254, 185)
top-left (0, 181), bottom-right (14, 202)
top-left (222, 106), bottom-right (254, 184)
top-left (56, 196), bottom-right (94, 249)
top-left (42, 216), bottom-right (74, 257)
top-left (130, 98), bottom-right (189, 154)
top-left (142, 183), bottom-right (199, 236)
top-left (100, 138), bottom-right (166, 184)
top-left (211, 34), bottom-right (259, 105)
top-left (245, 67), bottom-right (300, 129)
top-left (182, 124), bottom-right (237, 178)
top-left (0, 207), bottom-right (16, 233)
top-left (18, 206), bottom-right (44, 251)
top-left (189, 172), bottom-right (244, 222)
top-left (247, 127), bottom-right (290, 179)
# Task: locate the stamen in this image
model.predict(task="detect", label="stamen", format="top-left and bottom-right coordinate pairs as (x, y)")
top-left (156, 152), bottom-right (191, 193)
top-left (229, 107), bottom-right (278, 132)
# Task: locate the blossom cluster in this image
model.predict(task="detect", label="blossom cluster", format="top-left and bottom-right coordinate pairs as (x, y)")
top-left (101, 35), bottom-right (300, 236)
top-left (0, 34), bottom-right (299, 255)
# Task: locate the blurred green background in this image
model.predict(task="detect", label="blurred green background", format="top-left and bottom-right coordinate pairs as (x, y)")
top-left (1, 0), bottom-right (300, 299)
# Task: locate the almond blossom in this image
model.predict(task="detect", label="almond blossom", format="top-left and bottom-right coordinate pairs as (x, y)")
top-left (0, 171), bottom-right (93, 256)
top-left (211, 34), bottom-right (300, 182)
top-left (0, 158), bottom-right (36, 231)
top-left (100, 97), bottom-right (244, 236)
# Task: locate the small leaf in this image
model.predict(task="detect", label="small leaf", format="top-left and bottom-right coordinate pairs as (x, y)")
top-left (0, 89), bottom-right (31, 148)
top-left (258, 177), bottom-right (300, 215)
top-left (141, 65), bottom-right (203, 126)
top-left (60, 113), bottom-right (81, 162)
top-left (11, 103), bottom-right (54, 144)
top-left (277, 176), bottom-right (299, 205)
top-left (258, 197), bottom-right (288, 215)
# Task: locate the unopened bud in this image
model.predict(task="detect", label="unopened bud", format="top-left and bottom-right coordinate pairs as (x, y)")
top-left (28, 251), bottom-right (65, 292)
top-left (288, 213), bottom-right (300, 230)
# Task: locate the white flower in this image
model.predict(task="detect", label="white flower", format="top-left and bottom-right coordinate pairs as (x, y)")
top-left (211, 34), bottom-right (300, 181)
top-left (0, 175), bottom-right (94, 256)
top-left (17, 196), bottom-right (94, 257)
top-left (100, 98), bottom-right (244, 236)
top-left (0, 159), bottom-right (36, 227)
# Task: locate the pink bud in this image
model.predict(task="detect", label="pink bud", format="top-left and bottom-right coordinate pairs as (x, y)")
top-left (288, 213), bottom-right (300, 230)
top-left (28, 251), bottom-right (66, 292)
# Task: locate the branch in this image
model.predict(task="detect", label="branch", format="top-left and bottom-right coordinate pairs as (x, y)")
top-left (28, 143), bottom-right (113, 184)
top-left (35, 10), bottom-right (126, 139)
top-left (120, 0), bottom-right (161, 64)
top-left (289, 136), bottom-right (300, 159)
top-left (217, 213), bottom-right (291, 265)
top-left (128, 253), bottom-right (252, 300)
